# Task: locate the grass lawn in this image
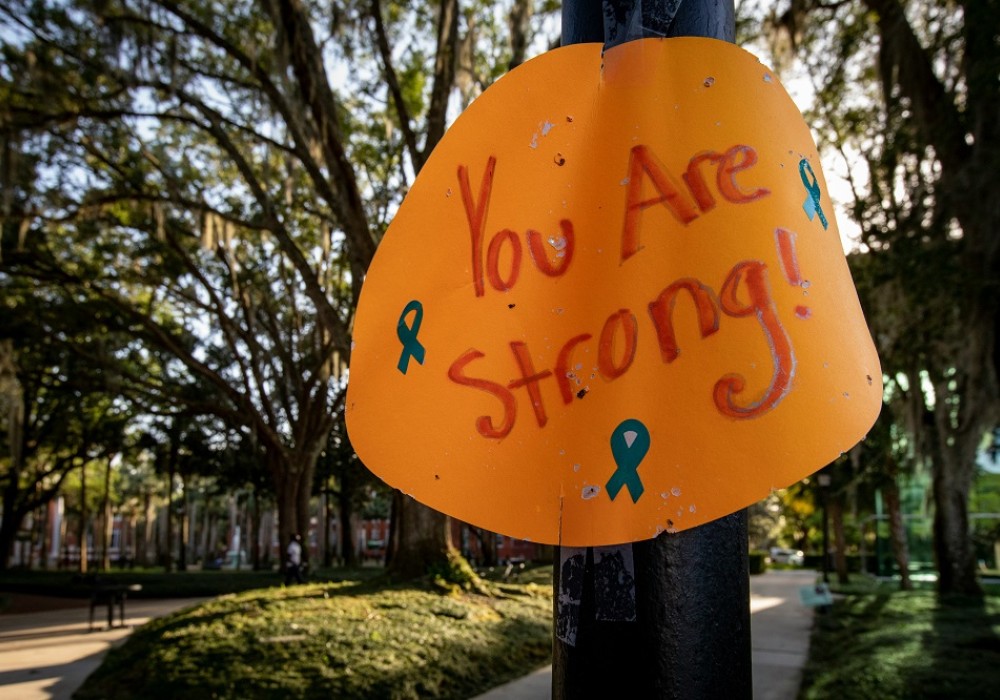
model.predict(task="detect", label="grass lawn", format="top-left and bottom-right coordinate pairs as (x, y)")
top-left (73, 570), bottom-right (553, 700)
top-left (799, 580), bottom-right (1000, 699)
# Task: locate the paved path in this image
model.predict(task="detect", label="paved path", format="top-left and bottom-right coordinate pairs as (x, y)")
top-left (750, 569), bottom-right (817, 700)
top-left (0, 597), bottom-right (206, 700)
top-left (475, 569), bottom-right (817, 699)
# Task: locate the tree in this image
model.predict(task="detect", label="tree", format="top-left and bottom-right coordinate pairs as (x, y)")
top-left (0, 283), bottom-right (136, 569)
top-left (850, 398), bottom-right (916, 590)
top-left (212, 423), bottom-right (276, 569)
top-left (314, 415), bottom-right (383, 568)
top-left (2, 0), bottom-right (350, 561)
top-left (757, 0), bottom-right (999, 596)
top-left (1, 0), bottom-right (550, 577)
top-left (776, 481), bottom-right (819, 553)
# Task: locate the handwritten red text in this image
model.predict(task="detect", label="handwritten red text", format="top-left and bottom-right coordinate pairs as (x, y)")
top-left (622, 144), bottom-right (770, 261)
top-left (447, 258), bottom-right (795, 439)
top-left (459, 158), bottom-right (575, 296)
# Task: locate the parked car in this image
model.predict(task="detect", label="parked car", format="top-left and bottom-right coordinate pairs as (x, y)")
top-left (769, 547), bottom-right (805, 565)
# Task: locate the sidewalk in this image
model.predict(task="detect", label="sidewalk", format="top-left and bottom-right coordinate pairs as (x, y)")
top-left (750, 569), bottom-right (817, 700)
top-left (0, 597), bottom-right (206, 700)
top-left (475, 568), bottom-right (817, 699)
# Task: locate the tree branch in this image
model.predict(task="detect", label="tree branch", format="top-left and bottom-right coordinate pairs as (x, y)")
top-left (264, 0), bottom-right (376, 268)
top-left (423, 0), bottom-right (460, 165)
top-left (370, 0), bottom-right (422, 170)
top-left (864, 0), bottom-right (971, 176)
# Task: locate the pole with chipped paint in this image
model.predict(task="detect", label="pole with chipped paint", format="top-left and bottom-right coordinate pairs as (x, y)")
top-left (553, 1), bottom-right (752, 697)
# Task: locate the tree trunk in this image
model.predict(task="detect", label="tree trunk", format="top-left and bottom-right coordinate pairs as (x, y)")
top-left (467, 527), bottom-right (498, 566)
top-left (270, 444), bottom-right (323, 575)
top-left (385, 493), bottom-right (454, 580)
top-left (507, 0), bottom-right (534, 71)
top-left (59, 508), bottom-right (68, 570)
top-left (164, 433), bottom-right (178, 572)
top-left (830, 495), bottom-right (849, 585)
top-left (385, 493), bottom-right (399, 569)
top-left (481, 529), bottom-right (498, 567)
top-left (101, 457), bottom-right (113, 571)
top-left (338, 484), bottom-right (357, 567)
top-left (296, 468), bottom-right (311, 567)
top-left (928, 386), bottom-right (982, 597)
top-left (200, 503), bottom-right (211, 566)
top-left (932, 457), bottom-right (980, 596)
top-left (157, 503), bottom-right (168, 566)
top-left (27, 501), bottom-right (38, 569)
top-left (276, 470), bottom-right (298, 574)
top-left (0, 486), bottom-right (20, 570)
top-left (187, 496), bottom-right (198, 566)
top-left (250, 489), bottom-right (262, 570)
top-left (127, 513), bottom-right (137, 567)
top-left (37, 502), bottom-right (48, 569)
top-left (260, 509), bottom-right (275, 569)
top-left (228, 493), bottom-right (241, 569)
top-left (0, 340), bottom-right (25, 571)
top-left (142, 491), bottom-right (155, 566)
top-left (883, 476), bottom-right (912, 590)
top-left (208, 515), bottom-right (218, 564)
top-left (322, 490), bottom-right (332, 567)
top-left (242, 498), bottom-right (252, 570)
top-left (178, 474), bottom-right (188, 571)
top-left (79, 462), bottom-right (88, 574)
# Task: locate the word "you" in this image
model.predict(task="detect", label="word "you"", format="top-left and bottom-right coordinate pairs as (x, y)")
top-left (457, 143), bottom-right (771, 298)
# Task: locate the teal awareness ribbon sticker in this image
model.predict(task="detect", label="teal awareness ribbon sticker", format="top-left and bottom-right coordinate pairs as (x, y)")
top-left (396, 300), bottom-right (425, 374)
top-left (799, 158), bottom-right (828, 230)
top-left (606, 418), bottom-right (650, 504)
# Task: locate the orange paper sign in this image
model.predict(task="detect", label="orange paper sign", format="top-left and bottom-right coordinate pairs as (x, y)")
top-left (346, 38), bottom-right (881, 546)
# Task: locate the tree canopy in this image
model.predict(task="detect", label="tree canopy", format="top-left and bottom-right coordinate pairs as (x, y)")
top-left (3, 0), bottom-right (995, 594)
top-left (1, 0), bottom-right (551, 574)
top-left (749, 0), bottom-right (999, 595)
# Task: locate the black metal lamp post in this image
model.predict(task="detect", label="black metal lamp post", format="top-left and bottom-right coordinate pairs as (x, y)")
top-left (554, 2), bottom-right (750, 698)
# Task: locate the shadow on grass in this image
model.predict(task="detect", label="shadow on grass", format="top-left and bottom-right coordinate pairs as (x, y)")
top-left (800, 588), bottom-right (1000, 700)
top-left (798, 592), bottom-right (904, 699)
top-left (912, 595), bottom-right (1000, 699)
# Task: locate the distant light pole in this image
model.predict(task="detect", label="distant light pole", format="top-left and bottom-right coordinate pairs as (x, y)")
top-left (817, 472), bottom-right (832, 584)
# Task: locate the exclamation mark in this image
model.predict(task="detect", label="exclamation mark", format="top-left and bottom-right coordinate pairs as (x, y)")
top-left (775, 227), bottom-right (811, 319)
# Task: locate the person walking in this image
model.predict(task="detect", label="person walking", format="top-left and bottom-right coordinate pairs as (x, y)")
top-left (285, 533), bottom-right (304, 585)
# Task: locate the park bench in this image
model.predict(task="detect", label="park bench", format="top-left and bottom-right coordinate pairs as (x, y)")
top-left (74, 576), bottom-right (143, 631)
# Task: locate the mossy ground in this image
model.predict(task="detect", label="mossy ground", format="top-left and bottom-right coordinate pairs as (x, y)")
top-left (74, 572), bottom-right (553, 700)
top-left (800, 581), bottom-right (1000, 699)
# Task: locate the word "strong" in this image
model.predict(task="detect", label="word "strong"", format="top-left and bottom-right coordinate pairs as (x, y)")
top-left (447, 258), bottom-right (795, 439)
